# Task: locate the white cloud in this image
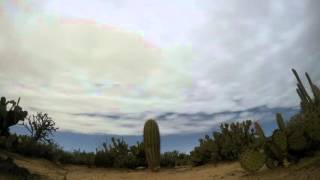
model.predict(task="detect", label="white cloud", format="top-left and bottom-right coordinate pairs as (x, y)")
top-left (0, 0), bottom-right (319, 135)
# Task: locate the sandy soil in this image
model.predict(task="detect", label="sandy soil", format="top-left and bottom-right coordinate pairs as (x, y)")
top-left (2, 151), bottom-right (320, 180)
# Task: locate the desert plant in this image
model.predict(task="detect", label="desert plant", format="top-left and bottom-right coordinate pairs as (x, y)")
top-left (0, 97), bottom-right (28, 136)
top-left (239, 69), bottom-right (320, 173)
top-left (239, 149), bottom-right (266, 173)
top-left (190, 120), bottom-right (255, 166)
top-left (292, 69), bottom-right (320, 142)
top-left (143, 119), bottom-right (161, 171)
top-left (191, 134), bottom-right (220, 166)
top-left (276, 113), bottom-right (286, 132)
top-left (161, 151), bottom-right (179, 167)
top-left (24, 112), bottom-right (58, 143)
top-left (94, 137), bottom-right (147, 168)
top-left (129, 141), bottom-right (146, 167)
top-left (94, 144), bottom-right (113, 167)
top-left (240, 120), bottom-right (288, 172)
top-left (160, 151), bottom-right (190, 167)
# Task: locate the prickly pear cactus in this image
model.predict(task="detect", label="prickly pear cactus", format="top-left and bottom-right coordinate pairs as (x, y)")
top-left (264, 140), bottom-right (282, 160)
top-left (143, 119), bottom-right (161, 171)
top-left (303, 110), bottom-right (320, 141)
top-left (272, 129), bottom-right (287, 153)
top-left (240, 149), bottom-right (266, 173)
top-left (270, 130), bottom-right (291, 167)
top-left (253, 122), bottom-right (266, 148)
top-left (287, 128), bottom-right (308, 151)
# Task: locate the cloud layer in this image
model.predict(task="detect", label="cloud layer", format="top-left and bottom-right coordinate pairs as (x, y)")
top-left (0, 0), bottom-right (319, 135)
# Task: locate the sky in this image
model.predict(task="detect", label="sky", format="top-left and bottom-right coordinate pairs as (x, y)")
top-left (1, 0), bottom-right (320, 152)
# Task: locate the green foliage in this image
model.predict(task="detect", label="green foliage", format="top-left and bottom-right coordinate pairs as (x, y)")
top-left (190, 120), bottom-right (255, 166)
top-left (160, 151), bottom-right (190, 167)
top-left (292, 69), bottom-right (320, 142)
top-left (303, 111), bottom-right (320, 141)
top-left (143, 119), bottom-right (161, 171)
top-left (271, 129), bottom-right (287, 155)
top-left (0, 134), bottom-right (61, 162)
top-left (287, 127), bottom-right (308, 152)
top-left (59, 150), bottom-right (95, 166)
top-left (239, 149), bottom-right (266, 173)
top-left (239, 69), bottom-right (320, 173)
top-left (129, 141), bottom-right (147, 167)
top-left (95, 137), bottom-right (130, 168)
top-left (0, 133), bottom-right (190, 169)
top-left (190, 135), bottom-right (219, 166)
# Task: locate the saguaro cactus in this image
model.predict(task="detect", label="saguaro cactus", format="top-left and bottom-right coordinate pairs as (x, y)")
top-left (143, 119), bottom-right (160, 171)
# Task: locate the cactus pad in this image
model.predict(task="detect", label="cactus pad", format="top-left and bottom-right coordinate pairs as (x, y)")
top-left (287, 128), bottom-right (308, 151)
top-left (304, 111), bottom-right (320, 141)
top-left (240, 149), bottom-right (266, 173)
top-left (272, 129), bottom-right (287, 153)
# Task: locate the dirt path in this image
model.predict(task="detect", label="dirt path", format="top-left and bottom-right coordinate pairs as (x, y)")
top-left (65, 163), bottom-right (243, 180)
top-left (1, 151), bottom-right (320, 180)
top-left (64, 162), bottom-right (320, 180)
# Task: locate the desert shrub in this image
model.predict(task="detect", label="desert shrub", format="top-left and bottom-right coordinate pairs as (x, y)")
top-left (176, 152), bottom-right (191, 166)
top-left (95, 137), bottom-right (132, 168)
top-left (94, 150), bottom-right (113, 167)
top-left (55, 150), bottom-right (74, 164)
top-left (94, 139), bottom-right (148, 169)
top-left (161, 151), bottom-right (179, 167)
top-left (190, 135), bottom-right (219, 166)
top-left (0, 134), bottom-right (61, 161)
top-left (24, 112), bottom-right (58, 143)
top-left (15, 135), bottom-right (60, 161)
top-left (128, 141), bottom-right (146, 167)
top-left (58, 149), bottom-right (95, 166)
top-left (160, 151), bottom-right (190, 167)
top-left (190, 120), bottom-right (255, 166)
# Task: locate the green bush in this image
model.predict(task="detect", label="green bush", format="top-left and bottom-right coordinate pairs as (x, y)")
top-left (190, 120), bottom-right (255, 166)
top-left (160, 151), bottom-right (190, 167)
top-left (94, 138), bottom-right (147, 169)
top-left (58, 150), bottom-right (95, 166)
top-left (191, 135), bottom-right (219, 166)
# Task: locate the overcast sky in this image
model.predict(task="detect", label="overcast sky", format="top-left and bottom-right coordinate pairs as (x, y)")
top-left (1, 0), bottom-right (320, 138)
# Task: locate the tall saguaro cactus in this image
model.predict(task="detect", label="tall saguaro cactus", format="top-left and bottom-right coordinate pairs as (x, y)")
top-left (143, 119), bottom-right (160, 171)
top-left (292, 69), bottom-right (320, 141)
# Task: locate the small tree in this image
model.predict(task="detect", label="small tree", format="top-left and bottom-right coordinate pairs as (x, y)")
top-left (24, 112), bottom-right (58, 143)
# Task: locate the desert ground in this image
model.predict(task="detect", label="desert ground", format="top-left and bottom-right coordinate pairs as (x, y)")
top-left (1, 151), bottom-right (320, 180)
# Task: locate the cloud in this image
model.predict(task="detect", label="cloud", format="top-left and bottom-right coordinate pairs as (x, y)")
top-left (0, 0), bottom-right (319, 135)
top-left (70, 106), bottom-right (298, 135)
